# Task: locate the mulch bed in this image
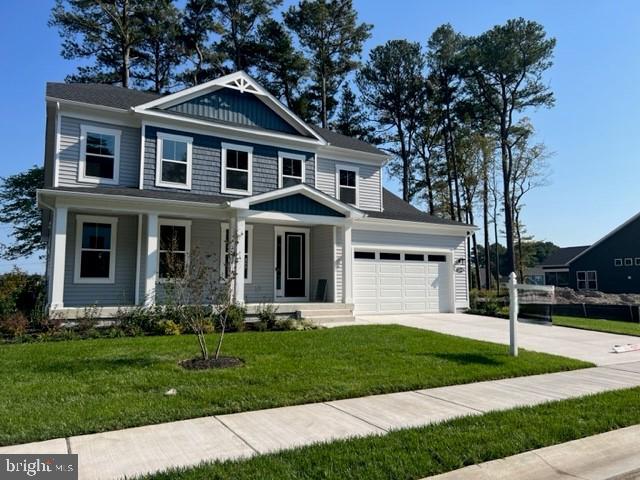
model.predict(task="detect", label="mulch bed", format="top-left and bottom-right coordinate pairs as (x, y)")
top-left (179, 356), bottom-right (244, 370)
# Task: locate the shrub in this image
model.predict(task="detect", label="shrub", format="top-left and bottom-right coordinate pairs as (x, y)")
top-left (218, 304), bottom-right (246, 332)
top-left (0, 312), bottom-right (29, 337)
top-left (256, 303), bottom-right (279, 330)
top-left (158, 319), bottom-right (183, 336)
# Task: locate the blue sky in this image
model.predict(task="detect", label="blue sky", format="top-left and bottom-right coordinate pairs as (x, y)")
top-left (0, 0), bottom-right (638, 272)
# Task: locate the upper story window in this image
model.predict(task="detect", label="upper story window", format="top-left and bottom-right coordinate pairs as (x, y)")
top-left (158, 219), bottom-right (191, 279)
top-left (79, 125), bottom-right (120, 184)
top-left (221, 142), bottom-right (253, 195)
top-left (74, 215), bottom-right (117, 284)
top-left (336, 165), bottom-right (359, 206)
top-left (155, 132), bottom-right (193, 190)
top-left (278, 152), bottom-right (305, 188)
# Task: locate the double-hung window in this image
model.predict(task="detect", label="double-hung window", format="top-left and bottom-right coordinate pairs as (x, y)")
top-left (336, 165), bottom-right (358, 206)
top-left (79, 125), bottom-right (120, 184)
top-left (158, 220), bottom-right (191, 279)
top-left (222, 143), bottom-right (252, 195)
top-left (220, 223), bottom-right (253, 283)
top-left (74, 215), bottom-right (117, 283)
top-left (278, 152), bottom-right (305, 188)
top-left (577, 271), bottom-right (597, 291)
top-left (156, 132), bottom-right (192, 189)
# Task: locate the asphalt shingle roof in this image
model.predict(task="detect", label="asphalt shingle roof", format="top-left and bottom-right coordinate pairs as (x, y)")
top-left (365, 189), bottom-right (471, 227)
top-left (540, 246), bottom-right (590, 267)
top-left (47, 82), bottom-right (161, 110)
top-left (46, 82), bottom-right (385, 156)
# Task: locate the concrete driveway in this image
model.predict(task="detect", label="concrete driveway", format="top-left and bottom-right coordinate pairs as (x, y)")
top-left (356, 313), bottom-right (640, 366)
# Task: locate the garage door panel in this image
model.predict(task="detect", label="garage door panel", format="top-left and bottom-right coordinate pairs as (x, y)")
top-left (354, 253), bottom-right (451, 314)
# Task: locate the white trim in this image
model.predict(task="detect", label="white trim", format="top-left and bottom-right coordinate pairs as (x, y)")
top-left (625, 257), bottom-right (633, 266)
top-left (77, 124), bottom-right (121, 185)
top-left (332, 225), bottom-right (337, 303)
top-left (53, 105), bottom-right (61, 188)
top-left (138, 122), bottom-right (146, 189)
top-left (313, 153), bottom-right (318, 189)
top-left (155, 131), bottom-right (193, 190)
top-left (132, 71), bottom-right (326, 143)
top-left (47, 97), bottom-right (134, 115)
top-left (145, 213), bottom-right (158, 307)
top-left (73, 214), bottom-right (118, 284)
top-left (354, 217), bottom-right (474, 235)
top-left (278, 151), bottom-right (306, 189)
top-left (50, 206), bottom-right (68, 309)
top-left (157, 218), bottom-right (192, 280)
top-left (614, 258), bottom-right (623, 267)
top-left (343, 223), bottom-right (353, 304)
top-left (335, 164), bottom-right (359, 207)
top-left (220, 222), bottom-right (254, 284)
top-left (274, 226), bottom-right (310, 301)
top-left (134, 213), bottom-right (142, 305)
top-left (221, 142), bottom-right (253, 196)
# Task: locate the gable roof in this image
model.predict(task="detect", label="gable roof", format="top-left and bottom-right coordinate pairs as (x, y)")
top-left (365, 189), bottom-right (472, 227)
top-left (540, 246), bottom-right (590, 268)
top-left (45, 73), bottom-right (386, 157)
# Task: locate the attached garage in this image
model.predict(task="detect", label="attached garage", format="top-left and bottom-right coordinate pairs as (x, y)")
top-left (353, 250), bottom-right (452, 314)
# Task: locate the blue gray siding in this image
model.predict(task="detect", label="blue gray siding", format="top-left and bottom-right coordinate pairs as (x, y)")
top-left (252, 194), bottom-right (344, 217)
top-left (57, 116), bottom-right (140, 188)
top-left (311, 225), bottom-right (335, 302)
top-left (316, 157), bottom-right (382, 211)
top-left (163, 87), bottom-right (302, 136)
top-left (63, 212), bottom-right (138, 307)
top-left (143, 125), bottom-right (315, 197)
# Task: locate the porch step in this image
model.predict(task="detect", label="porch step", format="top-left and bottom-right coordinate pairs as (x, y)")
top-left (304, 315), bottom-right (356, 324)
top-left (297, 308), bottom-right (353, 318)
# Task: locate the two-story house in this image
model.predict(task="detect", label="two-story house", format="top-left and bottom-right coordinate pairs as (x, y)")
top-left (38, 71), bottom-right (472, 319)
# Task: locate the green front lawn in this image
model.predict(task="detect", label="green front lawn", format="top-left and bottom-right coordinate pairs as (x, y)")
top-left (554, 315), bottom-right (640, 336)
top-left (144, 387), bottom-right (640, 480)
top-left (0, 325), bottom-right (590, 446)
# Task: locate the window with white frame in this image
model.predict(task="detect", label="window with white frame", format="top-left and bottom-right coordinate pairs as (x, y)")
top-left (625, 258), bottom-right (633, 266)
top-left (79, 125), bottom-right (120, 184)
top-left (222, 143), bottom-right (252, 195)
top-left (74, 215), bottom-right (117, 283)
top-left (336, 165), bottom-right (358, 205)
top-left (577, 271), bottom-right (597, 291)
top-left (615, 258), bottom-right (623, 267)
top-left (636, 258), bottom-right (640, 266)
top-left (156, 132), bottom-right (192, 189)
top-left (279, 152), bottom-right (305, 188)
top-left (158, 220), bottom-right (191, 279)
top-left (220, 223), bottom-right (253, 283)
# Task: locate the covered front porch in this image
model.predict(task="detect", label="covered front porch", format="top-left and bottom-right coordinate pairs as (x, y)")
top-left (38, 184), bottom-right (363, 317)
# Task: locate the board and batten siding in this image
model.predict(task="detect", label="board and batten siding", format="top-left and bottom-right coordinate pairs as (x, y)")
top-left (352, 229), bottom-right (469, 308)
top-left (315, 158), bottom-right (381, 211)
top-left (57, 116), bottom-right (140, 188)
top-left (142, 126), bottom-right (315, 197)
top-left (63, 212), bottom-right (138, 307)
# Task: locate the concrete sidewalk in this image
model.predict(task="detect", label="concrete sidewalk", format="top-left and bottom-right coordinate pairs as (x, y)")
top-left (425, 424), bottom-right (640, 480)
top-left (355, 313), bottom-right (640, 366)
top-left (3, 361), bottom-right (640, 480)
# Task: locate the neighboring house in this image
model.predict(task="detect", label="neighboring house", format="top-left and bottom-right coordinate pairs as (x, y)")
top-left (38, 71), bottom-right (473, 318)
top-left (523, 267), bottom-right (545, 285)
top-left (540, 211), bottom-right (640, 293)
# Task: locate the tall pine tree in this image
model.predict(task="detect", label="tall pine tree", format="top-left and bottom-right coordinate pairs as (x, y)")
top-left (284, 0), bottom-right (372, 128)
top-left (49, 0), bottom-right (147, 87)
top-left (333, 83), bottom-right (372, 141)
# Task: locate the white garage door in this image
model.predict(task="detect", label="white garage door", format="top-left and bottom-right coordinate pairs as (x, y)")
top-left (353, 251), bottom-right (451, 314)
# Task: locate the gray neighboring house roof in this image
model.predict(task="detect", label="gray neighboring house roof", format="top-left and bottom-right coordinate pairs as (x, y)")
top-left (46, 82), bottom-right (385, 156)
top-left (540, 246), bottom-right (590, 268)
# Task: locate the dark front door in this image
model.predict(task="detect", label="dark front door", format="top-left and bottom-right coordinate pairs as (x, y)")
top-left (285, 232), bottom-right (305, 297)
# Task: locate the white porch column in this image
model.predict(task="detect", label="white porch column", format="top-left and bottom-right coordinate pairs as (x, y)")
top-left (50, 206), bottom-right (68, 310)
top-left (231, 213), bottom-right (246, 305)
top-left (342, 222), bottom-right (353, 304)
top-left (144, 213), bottom-right (158, 308)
